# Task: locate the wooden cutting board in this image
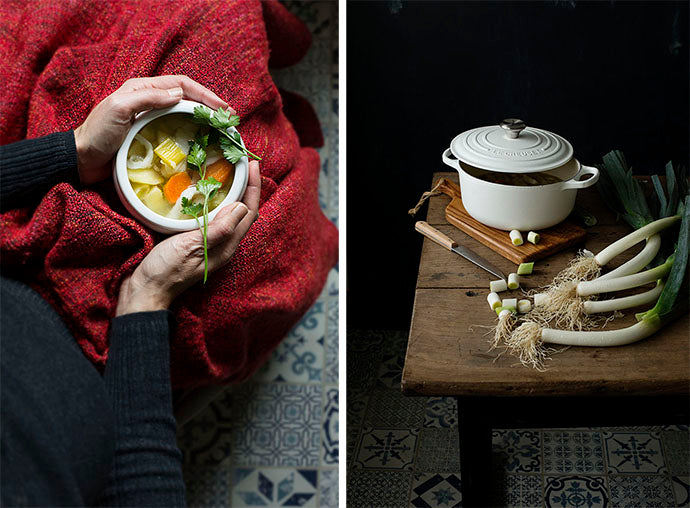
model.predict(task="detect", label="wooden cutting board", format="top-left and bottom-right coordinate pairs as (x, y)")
top-left (435, 178), bottom-right (587, 264)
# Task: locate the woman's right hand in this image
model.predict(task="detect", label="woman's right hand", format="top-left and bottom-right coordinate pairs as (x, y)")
top-left (115, 160), bottom-right (261, 316)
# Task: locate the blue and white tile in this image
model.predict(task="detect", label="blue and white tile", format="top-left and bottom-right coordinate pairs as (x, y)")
top-left (498, 474), bottom-right (543, 508)
top-left (319, 469), bottom-right (338, 507)
top-left (604, 431), bottom-right (667, 474)
top-left (325, 270), bottom-right (338, 385)
top-left (178, 397), bottom-right (235, 467)
top-left (256, 303), bottom-right (325, 384)
top-left (415, 428), bottom-right (460, 473)
top-left (322, 386), bottom-right (338, 466)
top-left (348, 470), bottom-right (413, 508)
top-left (673, 476), bottom-right (690, 507)
top-left (608, 475), bottom-right (675, 507)
top-left (230, 384), bottom-right (322, 467)
top-left (353, 427), bottom-right (419, 470)
top-left (493, 430), bottom-right (542, 473)
top-left (409, 472), bottom-right (462, 508)
top-left (364, 388), bottom-right (425, 428)
top-left (231, 467), bottom-right (318, 507)
top-left (662, 430), bottom-right (690, 475)
top-left (544, 475), bottom-right (609, 508)
top-left (543, 430), bottom-right (605, 474)
top-left (184, 466), bottom-right (231, 507)
top-left (424, 397), bottom-right (458, 428)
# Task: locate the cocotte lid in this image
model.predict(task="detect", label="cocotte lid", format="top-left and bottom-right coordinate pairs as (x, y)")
top-left (449, 119), bottom-right (574, 173)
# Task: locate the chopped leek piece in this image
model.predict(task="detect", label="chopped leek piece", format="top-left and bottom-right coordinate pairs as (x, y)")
top-left (517, 299), bottom-right (532, 313)
top-left (495, 306), bottom-right (516, 316)
top-left (527, 231), bottom-right (540, 244)
top-left (154, 137), bottom-right (187, 167)
top-left (489, 279), bottom-right (508, 293)
top-left (508, 273), bottom-right (520, 289)
top-left (487, 292), bottom-right (501, 310)
top-left (510, 230), bottom-right (523, 246)
top-left (517, 262), bottom-right (534, 275)
top-left (502, 298), bottom-right (517, 309)
top-left (534, 293), bottom-right (548, 306)
top-left (127, 168), bottom-right (164, 185)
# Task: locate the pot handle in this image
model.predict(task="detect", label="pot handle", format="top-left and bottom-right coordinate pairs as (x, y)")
top-left (442, 148), bottom-right (461, 170)
top-left (561, 164), bottom-right (599, 190)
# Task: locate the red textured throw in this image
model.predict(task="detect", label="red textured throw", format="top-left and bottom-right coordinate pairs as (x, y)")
top-left (0, 0), bottom-right (338, 388)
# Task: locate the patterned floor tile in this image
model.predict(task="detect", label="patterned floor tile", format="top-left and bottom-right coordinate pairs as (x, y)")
top-left (347, 331), bottom-right (385, 392)
top-left (497, 474), bottom-right (543, 508)
top-left (604, 431), bottom-right (667, 474)
top-left (377, 349), bottom-right (405, 389)
top-left (673, 476), bottom-right (690, 507)
top-left (231, 467), bottom-right (318, 507)
top-left (544, 475), bottom-right (609, 508)
top-left (409, 472), bottom-right (462, 507)
top-left (325, 291), bottom-right (338, 384)
top-left (493, 429), bottom-right (542, 473)
top-left (347, 426), bottom-right (362, 469)
top-left (543, 430), bottom-right (605, 474)
top-left (364, 388), bottom-right (425, 428)
top-left (322, 386), bottom-right (338, 466)
top-left (348, 470), bottom-right (413, 508)
top-left (256, 303), bottom-right (325, 384)
top-left (178, 397), bottom-right (235, 467)
top-left (353, 427), bottom-right (419, 470)
top-left (415, 428), bottom-right (461, 473)
top-left (424, 397), bottom-right (458, 428)
top-left (319, 469), bottom-right (338, 507)
top-left (348, 388), bottom-right (370, 429)
top-left (184, 466), bottom-right (231, 507)
top-left (662, 430), bottom-right (690, 475)
top-left (229, 384), bottom-right (322, 467)
top-left (608, 474), bottom-right (675, 507)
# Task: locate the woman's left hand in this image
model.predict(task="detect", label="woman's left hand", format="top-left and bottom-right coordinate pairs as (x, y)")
top-left (74, 75), bottom-right (230, 185)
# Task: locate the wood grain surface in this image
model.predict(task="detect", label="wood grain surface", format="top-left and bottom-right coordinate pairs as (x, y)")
top-left (436, 178), bottom-right (586, 264)
top-left (403, 172), bottom-right (690, 397)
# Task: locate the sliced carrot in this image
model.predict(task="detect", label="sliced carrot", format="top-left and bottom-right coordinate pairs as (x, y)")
top-left (205, 159), bottom-right (234, 186)
top-left (163, 171), bottom-right (192, 204)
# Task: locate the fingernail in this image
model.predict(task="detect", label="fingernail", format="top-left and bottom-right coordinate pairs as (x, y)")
top-left (167, 87), bottom-right (183, 98)
top-left (232, 202), bottom-right (248, 219)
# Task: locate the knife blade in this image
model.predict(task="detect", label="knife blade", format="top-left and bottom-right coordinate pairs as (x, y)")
top-left (415, 221), bottom-right (506, 281)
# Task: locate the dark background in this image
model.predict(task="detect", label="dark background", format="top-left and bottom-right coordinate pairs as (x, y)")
top-left (346, 0), bottom-right (689, 330)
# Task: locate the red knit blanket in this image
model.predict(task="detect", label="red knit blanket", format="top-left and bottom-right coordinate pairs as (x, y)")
top-left (0, 0), bottom-right (338, 388)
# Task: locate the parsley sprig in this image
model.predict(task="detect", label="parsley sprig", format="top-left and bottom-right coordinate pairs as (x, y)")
top-left (182, 106), bottom-right (260, 283)
top-left (192, 106), bottom-right (262, 163)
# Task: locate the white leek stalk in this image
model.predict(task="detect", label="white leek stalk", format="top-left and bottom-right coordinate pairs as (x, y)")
top-left (597, 234), bottom-right (661, 281)
top-left (594, 216), bottom-right (680, 266)
top-left (527, 231), bottom-right (540, 244)
top-left (517, 299), bottom-right (531, 313)
top-left (508, 273), bottom-right (520, 289)
top-left (577, 258), bottom-right (673, 297)
top-left (583, 281), bottom-right (664, 314)
top-left (541, 319), bottom-right (661, 347)
top-left (534, 293), bottom-right (548, 306)
top-left (502, 298), bottom-right (517, 309)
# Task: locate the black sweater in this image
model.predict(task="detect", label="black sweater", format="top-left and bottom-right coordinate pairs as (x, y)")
top-left (0, 131), bottom-right (185, 506)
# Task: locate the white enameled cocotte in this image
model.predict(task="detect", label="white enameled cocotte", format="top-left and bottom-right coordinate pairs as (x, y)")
top-left (113, 100), bottom-right (249, 234)
top-left (442, 119), bottom-right (599, 231)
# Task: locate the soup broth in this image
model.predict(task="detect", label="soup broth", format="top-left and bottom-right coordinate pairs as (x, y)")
top-left (126, 113), bottom-right (234, 218)
top-left (475, 171), bottom-right (563, 186)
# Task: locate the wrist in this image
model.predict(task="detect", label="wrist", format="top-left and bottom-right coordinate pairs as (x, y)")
top-left (116, 274), bottom-right (171, 316)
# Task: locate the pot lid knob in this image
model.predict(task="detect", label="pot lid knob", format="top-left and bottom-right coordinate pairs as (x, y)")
top-left (500, 118), bottom-right (526, 139)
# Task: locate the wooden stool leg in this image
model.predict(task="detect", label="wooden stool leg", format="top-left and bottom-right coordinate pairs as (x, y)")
top-left (457, 397), bottom-right (494, 508)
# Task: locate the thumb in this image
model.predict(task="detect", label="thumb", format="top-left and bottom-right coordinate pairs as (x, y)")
top-left (205, 202), bottom-right (249, 249)
top-left (114, 87), bottom-right (184, 118)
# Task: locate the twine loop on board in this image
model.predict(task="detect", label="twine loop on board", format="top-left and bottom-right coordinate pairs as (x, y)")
top-left (408, 179), bottom-right (444, 216)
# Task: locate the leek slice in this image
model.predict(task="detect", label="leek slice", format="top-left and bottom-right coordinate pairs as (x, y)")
top-left (127, 134), bottom-right (154, 170)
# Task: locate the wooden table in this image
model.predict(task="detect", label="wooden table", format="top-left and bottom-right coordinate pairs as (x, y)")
top-left (402, 172), bottom-right (690, 507)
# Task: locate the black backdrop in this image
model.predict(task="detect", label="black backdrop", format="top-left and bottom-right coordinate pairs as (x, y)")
top-left (346, 0), bottom-right (689, 330)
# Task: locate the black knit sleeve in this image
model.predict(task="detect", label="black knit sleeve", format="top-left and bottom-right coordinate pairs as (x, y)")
top-left (0, 131), bottom-right (80, 211)
top-left (99, 311), bottom-right (186, 507)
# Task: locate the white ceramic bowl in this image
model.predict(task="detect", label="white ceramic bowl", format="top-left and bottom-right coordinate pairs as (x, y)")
top-left (114, 99), bottom-right (248, 234)
top-left (442, 149), bottom-right (599, 231)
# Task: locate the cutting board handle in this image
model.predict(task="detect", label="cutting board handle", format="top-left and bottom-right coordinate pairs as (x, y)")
top-left (435, 177), bottom-right (462, 200)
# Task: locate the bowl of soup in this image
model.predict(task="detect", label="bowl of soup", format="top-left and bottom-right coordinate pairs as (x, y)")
top-left (441, 119), bottom-right (599, 231)
top-left (113, 99), bottom-right (248, 234)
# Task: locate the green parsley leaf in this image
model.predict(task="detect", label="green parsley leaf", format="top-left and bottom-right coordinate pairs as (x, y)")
top-left (197, 177), bottom-right (222, 199)
top-left (195, 132), bottom-right (209, 148)
top-left (193, 105), bottom-right (213, 124)
top-left (209, 107), bottom-right (240, 130)
top-left (187, 142), bottom-right (206, 170)
top-left (181, 197), bottom-right (203, 218)
top-left (219, 136), bottom-right (245, 164)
